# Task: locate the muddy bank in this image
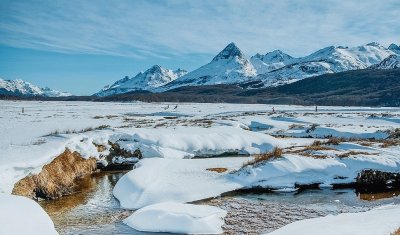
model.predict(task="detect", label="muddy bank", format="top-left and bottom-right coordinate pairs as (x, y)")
top-left (13, 149), bottom-right (96, 200)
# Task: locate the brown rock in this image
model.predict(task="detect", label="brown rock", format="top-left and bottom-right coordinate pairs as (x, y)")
top-left (12, 149), bottom-right (97, 200)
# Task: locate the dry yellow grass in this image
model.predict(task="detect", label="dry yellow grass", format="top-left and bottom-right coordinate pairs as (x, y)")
top-left (391, 228), bottom-right (400, 235)
top-left (242, 147), bottom-right (283, 168)
top-left (206, 168), bottom-right (228, 173)
top-left (325, 137), bottom-right (345, 145)
top-left (336, 151), bottom-right (374, 158)
top-left (380, 139), bottom-right (400, 148)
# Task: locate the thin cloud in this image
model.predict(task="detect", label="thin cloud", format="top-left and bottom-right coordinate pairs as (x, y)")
top-left (0, 0), bottom-right (399, 58)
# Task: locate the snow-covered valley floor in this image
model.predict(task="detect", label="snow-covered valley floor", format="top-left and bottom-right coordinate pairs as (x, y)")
top-left (1, 101), bottom-right (400, 234)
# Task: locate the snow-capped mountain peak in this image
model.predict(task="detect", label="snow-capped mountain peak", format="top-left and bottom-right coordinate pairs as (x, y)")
top-left (250, 49), bottom-right (294, 73)
top-left (95, 65), bottom-right (187, 96)
top-left (159, 42), bottom-right (256, 91)
top-left (0, 78), bottom-right (71, 97)
top-left (212, 42), bottom-right (244, 61)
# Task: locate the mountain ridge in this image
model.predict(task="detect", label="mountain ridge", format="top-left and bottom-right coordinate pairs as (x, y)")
top-left (0, 79), bottom-right (71, 97)
top-left (95, 65), bottom-right (187, 97)
top-left (97, 41), bottom-right (399, 96)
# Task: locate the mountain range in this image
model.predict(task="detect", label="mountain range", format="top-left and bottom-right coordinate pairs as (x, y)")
top-left (0, 79), bottom-right (71, 97)
top-left (95, 41), bottom-right (399, 95)
top-left (1, 42), bottom-right (399, 97)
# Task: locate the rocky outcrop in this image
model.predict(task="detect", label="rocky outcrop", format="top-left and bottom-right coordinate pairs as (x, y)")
top-left (97, 141), bottom-right (141, 171)
top-left (12, 149), bottom-right (96, 200)
top-left (356, 169), bottom-right (400, 192)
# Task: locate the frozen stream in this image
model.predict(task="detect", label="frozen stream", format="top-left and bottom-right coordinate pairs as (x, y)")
top-left (39, 171), bottom-right (400, 235)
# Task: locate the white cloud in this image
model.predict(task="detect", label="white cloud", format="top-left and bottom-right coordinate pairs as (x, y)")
top-left (0, 0), bottom-right (399, 58)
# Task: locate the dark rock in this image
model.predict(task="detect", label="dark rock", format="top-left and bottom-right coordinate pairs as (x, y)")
top-left (356, 169), bottom-right (400, 193)
top-left (96, 141), bottom-right (141, 171)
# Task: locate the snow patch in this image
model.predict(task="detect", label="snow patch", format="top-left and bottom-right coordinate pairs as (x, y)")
top-left (123, 202), bottom-right (226, 234)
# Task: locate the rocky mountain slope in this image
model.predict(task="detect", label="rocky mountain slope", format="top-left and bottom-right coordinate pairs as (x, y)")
top-left (370, 55), bottom-right (400, 69)
top-left (250, 50), bottom-right (294, 74)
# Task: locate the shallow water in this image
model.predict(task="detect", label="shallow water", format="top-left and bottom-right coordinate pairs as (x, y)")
top-left (40, 171), bottom-right (400, 234)
top-left (40, 172), bottom-right (144, 234)
top-left (204, 189), bottom-right (400, 234)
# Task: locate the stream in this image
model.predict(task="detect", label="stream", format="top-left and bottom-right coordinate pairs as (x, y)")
top-left (39, 171), bottom-right (400, 234)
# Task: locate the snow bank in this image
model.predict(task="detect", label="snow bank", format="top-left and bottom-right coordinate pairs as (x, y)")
top-left (116, 126), bottom-right (285, 158)
top-left (123, 202), bottom-right (226, 234)
top-left (113, 157), bottom-right (247, 209)
top-left (235, 153), bottom-right (400, 190)
top-left (266, 205), bottom-right (400, 235)
top-left (0, 194), bottom-right (58, 235)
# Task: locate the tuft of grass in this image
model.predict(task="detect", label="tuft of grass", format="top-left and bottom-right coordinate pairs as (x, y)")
top-left (311, 140), bottom-right (323, 146)
top-left (336, 151), bottom-right (374, 158)
top-left (95, 125), bottom-right (110, 130)
top-left (298, 152), bottom-right (329, 159)
top-left (288, 124), bottom-right (304, 129)
top-left (43, 125), bottom-right (110, 137)
top-left (391, 228), bottom-right (400, 235)
top-left (380, 139), bottom-right (400, 148)
top-left (242, 147), bottom-right (283, 168)
top-left (206, 168), bottom-right (228, 173)
top-left (31, 138), bottom-right (46, 145)
top-left (326, 137), bottom-right (345, 145)
top-left (306, 124), bottom-right (319, 133)
top-left (304, 143), bottom-right (334, 151)
top-left (389, 128), bottom-right (400, 139)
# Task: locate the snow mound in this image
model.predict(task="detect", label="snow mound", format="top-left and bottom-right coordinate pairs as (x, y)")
top-left (266, 205), bottom-right (400, 235)
top-left (116, 126), bottom-right (285, 158)
top-left (123, 202), bottom-right (227, 234)
top-left (0, 194), bottom-right (58, 235)
top-left (113, 157), bottom-right (247, 209)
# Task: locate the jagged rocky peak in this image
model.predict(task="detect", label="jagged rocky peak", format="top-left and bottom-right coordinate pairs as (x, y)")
top-left (258, 50), bottom-right (293, 62)
top-left (389, 43), bottom-right (400, 53)
top-left (174, 68), bottom-right (188, 77)
top-left (146, 64), bottom-right (164, 74)
top-left (212, 42), bottom-right (245, 61)
top-left (366, 42), bottom-right (382, 47)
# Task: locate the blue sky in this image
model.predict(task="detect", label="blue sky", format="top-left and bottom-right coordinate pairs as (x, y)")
top-left (1, 0), bottom-right (399, 95)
